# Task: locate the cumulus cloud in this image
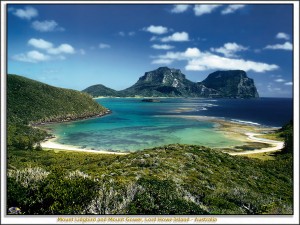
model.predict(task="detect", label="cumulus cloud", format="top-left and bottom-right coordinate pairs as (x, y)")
top-left (14, 38), bottom-right (75, 63)
top-left (161, 32), bottom-right (189, 42)
top-left (265, 42), bottom-right (293, 51)
top-left (28, 38), bottom-right (53, 49)
top-left (221, 5), bottom-right (245, 14)
top-left (194, 5), bottom-right (221, 16)
top-left (13, 50), bottom-right (50, 63)
top-left (99, 43), bottom-right (111, 49)
top-left (284, 82), bottom-right (293, 85)
top-left (276, 32), bottom-right (290, 40)
top-left (47, 44), bottom-right (75, 55)
top-left (32, 20), bottom-right (64, 32)
top-left (170, 5), bottom-right (190, 13)
top-left (143, 25), bottom-right (168, 35)
top-left (11, 6), bottom-right (38, 20)
top-left (151, 44), bottom-right (174, 50)
top-left (210, 42), bottom-right (248, 57)
top-left (152, 47), bottom-right (279, 72)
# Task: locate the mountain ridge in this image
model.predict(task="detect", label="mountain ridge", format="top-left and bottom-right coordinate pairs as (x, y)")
top-left (83, 67), bottom-right (259, 98)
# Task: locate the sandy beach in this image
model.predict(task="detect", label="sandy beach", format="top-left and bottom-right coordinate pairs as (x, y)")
top-left (41, 138), bottom-right (128, 155)
top-left (157, 115), bottom-right (284, 155)
top-left (41, 115), bottom-right (284, 156)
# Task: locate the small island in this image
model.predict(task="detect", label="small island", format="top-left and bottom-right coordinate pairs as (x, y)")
top-left (141, 98), bottom-right (161, 102)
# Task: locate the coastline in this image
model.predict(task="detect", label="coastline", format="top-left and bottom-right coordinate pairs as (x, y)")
top-left (31, 109), bottom-right (112, 126)
top-left (41, 137), bottom-right (128, 155)
top-left (156, 115), bottom-right (283, 155)
top-left (40, 114), bottom-right (283, 155)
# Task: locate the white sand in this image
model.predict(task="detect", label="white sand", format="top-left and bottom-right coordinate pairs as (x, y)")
top-left (228, 132), bottom-right (284, 155)
top-left (41, 138), bottom-right (128, 155)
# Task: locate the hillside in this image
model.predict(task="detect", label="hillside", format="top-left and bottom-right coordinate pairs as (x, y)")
top-left (82, 84), bottom-right (120, 97)
top-left (7, 74), bottom-right (109, 150)
top-left (8, 144), bottom-right (292, 214)
top-left (83, 67), bottom-right (259, 98)
top-left (8, 75), bottom-right (109, 125)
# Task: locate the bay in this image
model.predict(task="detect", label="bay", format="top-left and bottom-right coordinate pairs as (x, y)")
top-left (45, 97), bottom-right (293, 152)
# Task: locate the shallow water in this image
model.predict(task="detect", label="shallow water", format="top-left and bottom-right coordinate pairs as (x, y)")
top-left (45, 97), bottom-right (292, 152)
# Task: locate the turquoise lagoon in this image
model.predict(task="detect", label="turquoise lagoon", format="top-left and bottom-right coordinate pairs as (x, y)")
top-left (45, 98), bottom-right (244, 152)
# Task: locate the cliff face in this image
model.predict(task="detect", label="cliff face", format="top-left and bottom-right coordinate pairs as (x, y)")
top-left (121, 67), bottom-right (200, 97)
top-left (83, 67), bottom-right (259, 98)
top-left (200, 70), bottom-right (259, 98)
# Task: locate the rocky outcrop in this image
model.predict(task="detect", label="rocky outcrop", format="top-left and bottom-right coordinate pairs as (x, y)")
top-left (200, 70), bottom-right (259, 98)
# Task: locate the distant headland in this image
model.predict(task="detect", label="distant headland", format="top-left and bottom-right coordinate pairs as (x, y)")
top-left (83, 67), bottom-right (259, 99)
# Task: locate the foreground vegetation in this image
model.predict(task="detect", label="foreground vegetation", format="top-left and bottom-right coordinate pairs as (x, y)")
top-left (8, 143), bottom-right (293, 215)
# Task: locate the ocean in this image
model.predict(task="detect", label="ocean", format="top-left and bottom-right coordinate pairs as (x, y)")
top-left (45, 97), bottom-right (293, 152)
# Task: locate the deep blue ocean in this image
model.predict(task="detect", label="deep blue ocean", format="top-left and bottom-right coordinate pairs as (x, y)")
top-left (45, 97), bottom-right (293, 152)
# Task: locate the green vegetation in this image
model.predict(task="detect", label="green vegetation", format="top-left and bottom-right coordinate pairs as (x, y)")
top-left (7, 74), bottom-right (108, 150)
top-left (8, 144), bottom-right (293, 215)
top-left (6, 74), bottom-right (293, 215)
top-left (278, 120), bottom-right (293, 153)
top-left (8, 75), bottom-right (108, 124)
top-left (82, 84), bottom-right (121, 97)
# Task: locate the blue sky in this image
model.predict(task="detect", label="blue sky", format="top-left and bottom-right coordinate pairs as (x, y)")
top-left (7, 4), bottom-right (294, 97)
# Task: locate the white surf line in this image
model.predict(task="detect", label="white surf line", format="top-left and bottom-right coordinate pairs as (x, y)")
top-left (228, 132), bottom-right (284, 156)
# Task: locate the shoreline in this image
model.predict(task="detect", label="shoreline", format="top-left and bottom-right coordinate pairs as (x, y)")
top-left (40, 115), bottom-right (283, 156)
top-left (41, 137), bottom-right (128, 155)
top-left (31, 109), bottom-right (112, 127)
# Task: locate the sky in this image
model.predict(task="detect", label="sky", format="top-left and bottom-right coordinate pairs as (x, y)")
top-left (7, 3), bottom-right (294, 97)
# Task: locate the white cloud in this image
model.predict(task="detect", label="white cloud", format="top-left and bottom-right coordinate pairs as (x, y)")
top-left (28, 38), bottom-right (53, 49)
top-left (13, 50), bottom-right (50, 63)
top-left (221, 5), bottom-right (245, 15)
top-left (15, 38), bottom-right (75, 63)
top-left (28, 38), bottom-right (74, 54)
top-left (143, 25), bottom-right (168, 35)
top-left (161, 32), bottom-right (189, 42)
top-left (32, 20), bottom-right (64, 32)
top-left (47, 44), bottom-right (75, 55)
top-left (151, 44), bottom-right (174, 50)
top-left (276, 32), bottom-right (290, 40)
top-left (275, 78), bottom-right (285, 82)
top-left (194, 5), bottom-right (221, 16)
top-left (170, 5), bottom-right (190, 13)
top-left (265, 42), bottom-right (293, 51)
top-left (152, 59), bottom-right (173, 65)
top-left (152, 47), bottom-right (279, 73)
top-left (12, 6), bottom-right (38, 20)
top-left (99, 43), bottom-right (111, 49)
top-left (285, 82), bottom-right (293, 85)
top-left (210, 42), bottom-right (248, 57)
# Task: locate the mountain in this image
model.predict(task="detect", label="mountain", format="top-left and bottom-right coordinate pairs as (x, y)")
top-left (121, 67), bottom-right (202, 97)
top-left (8, 75), bottom-right (110, 125)
top-left (82, 84), bottom-right (119, 97)
top-left (83, 67), bottom-right (259, 98)
top-left (200, 70), bottom-right (259, 98)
